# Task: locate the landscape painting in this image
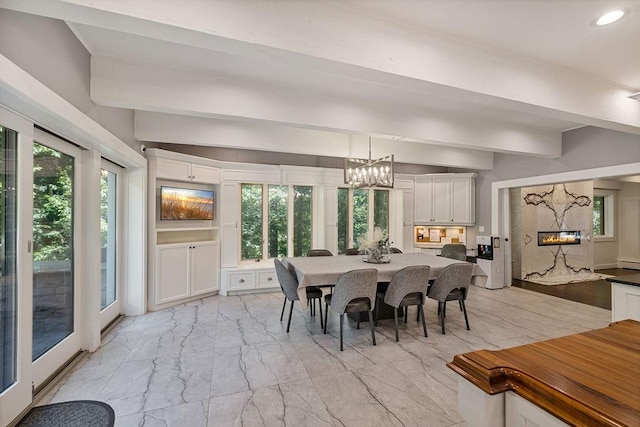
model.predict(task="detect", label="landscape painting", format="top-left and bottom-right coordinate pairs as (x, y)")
top-left (161, 186), bottom-right (214, 220)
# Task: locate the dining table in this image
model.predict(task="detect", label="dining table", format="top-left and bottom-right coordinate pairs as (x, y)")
top-left (282, 252), bottom-right (488, 309)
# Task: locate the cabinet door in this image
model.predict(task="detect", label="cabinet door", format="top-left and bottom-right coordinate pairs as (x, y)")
top-left (191, 242), bottom-right (219, 296)
top-left (451, 179), bottom-right (473, 224)
top-left (156, 157), bottom-right (190, 181)
top-left (191, 164), bottom-right (220, 184)
top-left (402, 189), bottom-right (414, 252)
top-left (156, 244), bottom-right (190, 304)
top-left (227, 271), bottom-right (255, 290)
top-left (414, 180), bottom-right (434, 223)
top-left (431, 179), bottom-right (451, 223)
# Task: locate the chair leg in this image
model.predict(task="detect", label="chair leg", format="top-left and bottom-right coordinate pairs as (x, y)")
top-left (416, 306), bottom-right (420, 322)
top-left (461, 299), bottom-right (470, 330)
top-left (459, 300), bottom-right (463, 311)
top-left (439, 302), bottom-right (445, 334)
top-left (280, 296), bottom-right (287, 321)
top-left (374, 297), bottom-right (380, 326)
top-left (318, 298), bottom-right (323, 329)
top-left (324, 302), bottom-right (329, 334)
top-left (418, 304), bottom-right (428, 337)
top-left (404, 307), bottom-right (408, 323)
top-left (368, 310), bottom-right (376, 346)
top-left (393, 307), bottom-right (399, 342)
top-left (287, 300), bottom-right (295, 333)
top-left (443, 301), bottom-right (447, 318)
top-left (339, 313), bottom-right (344, 351)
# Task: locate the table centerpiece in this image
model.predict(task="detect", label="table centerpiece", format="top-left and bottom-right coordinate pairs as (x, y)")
top-left (357, 227), bottom-right (391, 264)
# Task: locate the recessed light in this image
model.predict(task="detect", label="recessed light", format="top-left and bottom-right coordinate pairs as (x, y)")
top-left (594, 10), bottom-right (625, 26)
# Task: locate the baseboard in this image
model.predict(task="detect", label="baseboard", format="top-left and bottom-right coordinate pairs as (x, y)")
top-left (595, 263), bottom-right (619, 270)
top-left (619, 260), bottom-right (640, 270)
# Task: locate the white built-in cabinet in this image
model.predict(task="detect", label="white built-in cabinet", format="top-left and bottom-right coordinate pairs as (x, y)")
top-left (147, 148), bottom-right (221, 311)
top-left (156, 241), bottom-right (220, 305)
top-left (156, 157), bottom-right (220, 183)
top-left (414, 174), bottom-right (475, 225)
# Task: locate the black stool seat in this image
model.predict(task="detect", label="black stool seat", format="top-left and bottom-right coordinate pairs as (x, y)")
top-left (306, 286), bottom-right (322, 298)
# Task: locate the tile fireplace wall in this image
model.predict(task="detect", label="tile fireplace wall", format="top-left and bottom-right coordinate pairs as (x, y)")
top-left (518, 181), bottom-right (594, 282)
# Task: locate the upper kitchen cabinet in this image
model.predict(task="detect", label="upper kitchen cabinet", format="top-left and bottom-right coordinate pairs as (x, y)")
top-left (414, 174), bottom-right (476, 225)
top-left (156, 156), bottom-right (220, 184)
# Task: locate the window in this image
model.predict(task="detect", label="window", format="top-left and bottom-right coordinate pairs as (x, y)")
top-left (337, 188), bottom-right (390, 254)
top-left (593, 192), bottom-right (614, 238)
top-left (241, 184), bottom-right (313, 260)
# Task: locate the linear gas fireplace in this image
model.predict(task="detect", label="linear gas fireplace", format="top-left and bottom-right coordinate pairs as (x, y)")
top-left (538, 231), bottom-right (581, 246)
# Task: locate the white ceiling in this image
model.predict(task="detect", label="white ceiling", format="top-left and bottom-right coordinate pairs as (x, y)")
top-left (2, 0), bottom-right (639, 169)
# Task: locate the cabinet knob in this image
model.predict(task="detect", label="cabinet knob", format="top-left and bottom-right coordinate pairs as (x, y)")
top-left (239, 278), bottom-right (245, 283)
top-left (267, 277), bottom-right (273, 281)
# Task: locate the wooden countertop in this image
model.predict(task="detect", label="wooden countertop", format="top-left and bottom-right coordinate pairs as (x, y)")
top-left (606, 273), bottom-right (640, 287)
top-left (448, 320), bottom-right (640, 427)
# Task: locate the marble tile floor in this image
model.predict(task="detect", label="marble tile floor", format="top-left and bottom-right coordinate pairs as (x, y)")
top-left (38, 286), bottom-right (611, 426)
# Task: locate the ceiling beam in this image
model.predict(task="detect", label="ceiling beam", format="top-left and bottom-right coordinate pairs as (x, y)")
top-left (93, 56), bottom-right (560, 159)
top-left (135, 111), bottom-right (494, 170)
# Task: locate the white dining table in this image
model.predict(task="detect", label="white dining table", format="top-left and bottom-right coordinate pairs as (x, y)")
top-left (282, 252), bottom-right (487, 308)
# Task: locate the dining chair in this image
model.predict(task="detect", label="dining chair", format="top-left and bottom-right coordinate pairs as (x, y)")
top-left (323, 268), bottom-right (378, 351)
top-left (440, 243), bottom-right (467, 261)
top-left (375, 265), bottom-right (430, 341)
top-left (306, 249), bottom-right (333, 257)
top-left (388, 246), bottom-right (403, 254)
top-left (274, 259), bottom-right (323, 332)
top-left (345, 248), bottom-right (361, 255)
top-left (427, 263), bottom-right (474, 334)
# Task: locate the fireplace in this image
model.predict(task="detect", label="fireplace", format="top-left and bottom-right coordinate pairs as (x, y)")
top-left (538, 231), bottom-right (581, 246)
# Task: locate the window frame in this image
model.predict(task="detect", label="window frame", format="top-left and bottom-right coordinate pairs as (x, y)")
top-left (241, 183), bottom-right (314, 261)
top-left (593, 190), bottom-right (615, 241)
top-left (338, 187), bottom-right (390, 253)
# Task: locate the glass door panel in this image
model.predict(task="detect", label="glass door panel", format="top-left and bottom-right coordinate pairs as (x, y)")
top-left (32, 142), bottom-right (75, 360)
top-left (100, 160), bottom-right (122, 329)
top-left (100, 169), bottom-right (116, 310)
top-left (0, 125), bottom-right (18, 394)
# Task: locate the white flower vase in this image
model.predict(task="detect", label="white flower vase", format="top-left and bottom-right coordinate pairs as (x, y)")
top-left (363, 246), bottom-right (391, 264)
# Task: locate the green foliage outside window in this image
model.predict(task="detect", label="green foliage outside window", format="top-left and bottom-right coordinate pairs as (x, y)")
top-left (373, 190), bottom-right (389, 233)
top-left (293, 186), bottom-right (312, 256)
top-left (352, 189), bottom-right (369, 245)
top-left (337, 188), bottom-right (348, 254)
top-left (268, 185), bottom-right (288, 258)
top-left (593, 196), bottom-right (604, 236)
top-left (32, 143), bottom-right (73, 262)
top-left (241, 184), bottom-right (263, 259)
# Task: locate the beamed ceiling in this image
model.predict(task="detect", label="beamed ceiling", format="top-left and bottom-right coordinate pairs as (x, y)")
top-left (1, 0), bottom-right (639, 170)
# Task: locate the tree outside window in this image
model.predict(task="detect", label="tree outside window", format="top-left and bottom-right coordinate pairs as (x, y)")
top-left (593, 195), bottom-right (605, 236)
top-left (241, 184), bottom-right (263, 260)
top-left (336, 188), bottom-right (389, 254)
top-left (268, 185), bottom-right (287, 258)
top-left (293, 186), bottom-right (312, 256)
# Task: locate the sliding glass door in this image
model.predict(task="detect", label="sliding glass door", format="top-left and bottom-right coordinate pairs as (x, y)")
top-left (99, 160), bottom-right (122, 328)
top-left (31, 131), bottom-right (81, 389)
top-left (0, 110), bottom-right (32, 427)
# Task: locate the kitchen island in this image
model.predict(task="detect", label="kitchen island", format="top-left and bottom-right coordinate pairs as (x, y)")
top-left (607, 273), bottom-right (640, 322)
top-left (448, 319), bottom-right (640, 427)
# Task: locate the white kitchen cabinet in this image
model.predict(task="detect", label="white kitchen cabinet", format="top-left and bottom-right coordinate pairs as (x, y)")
top-left (156, 241), bottom-right (219, 305)
top-left (156, 157), bottom-right (220, 184)
top-left (414, 174), bottom-right (475, 225)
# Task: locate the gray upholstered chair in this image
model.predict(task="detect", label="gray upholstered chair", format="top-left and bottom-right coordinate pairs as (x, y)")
top-left (306, 249), bottom-right (333, 257)
top-left (274, 259), bottom-right (323, 332)
top-left (388, 246), bottom-right (403, 254)
top-left (345, 248), bottom-right (361, 255)
top-left (375, 265), bottom-right (430, 341)
top-left (427, 263), bottom-right (474, 334)
top-left (440, 243), bottom-right (467, 261)
top-left (323, 268), bottom-right (378, 351)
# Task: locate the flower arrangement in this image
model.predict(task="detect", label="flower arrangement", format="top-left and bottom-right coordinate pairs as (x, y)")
top-left (357, 227), bottom-right (390, 263)
top-left (356, 226), bottom-right (389, 251)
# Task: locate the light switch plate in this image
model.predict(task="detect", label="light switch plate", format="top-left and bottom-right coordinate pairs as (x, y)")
top-left (479, 226), bottom-right (485, 232)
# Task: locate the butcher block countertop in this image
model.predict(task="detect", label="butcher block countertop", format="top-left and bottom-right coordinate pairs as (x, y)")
top-left (448, 319), bottom-right (640, 427)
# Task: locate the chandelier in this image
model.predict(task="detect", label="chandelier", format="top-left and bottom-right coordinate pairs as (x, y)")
top-left (344, 137), bottom-right (394, 188)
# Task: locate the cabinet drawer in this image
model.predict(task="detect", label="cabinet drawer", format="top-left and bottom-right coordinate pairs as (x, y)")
top-left (257, 270), bottom-right (279, 288)
top-left (227, 272), bottom-right (255, 290)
